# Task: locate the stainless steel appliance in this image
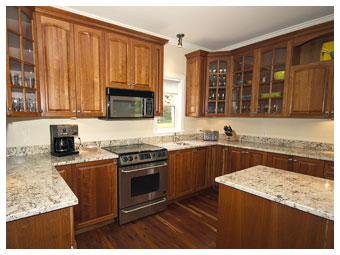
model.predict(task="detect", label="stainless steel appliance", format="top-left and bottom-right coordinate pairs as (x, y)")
top-left (102, 88), bottom-right (154, 119)
top-left (203, 130), bottom-right (219, 141)
top-left (104, 144), bottom-right (168, 224)
top-left (50, 125), bottom-right (79, 157)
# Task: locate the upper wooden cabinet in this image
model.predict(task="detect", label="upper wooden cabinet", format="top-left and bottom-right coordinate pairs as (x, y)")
top-left (36, 15), bottom-right (105, 117)
top-left (205, 55), bottom-right (230, 116)
top-left (229, 51), bottom-right (257, 116)
top-left (6, 7), bottom-right (41, 117)
top-left (105, 33), bottom-right (155, 91)
top-left (153, 44), bottom-right (164, 116)
top-left (185, 50), bottom-right (208, 117)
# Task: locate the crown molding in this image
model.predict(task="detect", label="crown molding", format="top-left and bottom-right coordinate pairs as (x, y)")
top-left (54, 6), bottom-right (213, 51)
top-left (217, 14), bottom-right (334, 51)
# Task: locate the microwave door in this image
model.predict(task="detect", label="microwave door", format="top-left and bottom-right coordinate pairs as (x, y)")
top-left (110, 96), bottom-right (143, 117)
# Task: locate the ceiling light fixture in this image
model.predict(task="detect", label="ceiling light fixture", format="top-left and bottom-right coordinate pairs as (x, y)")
top-left (176, 33), bottom-right (185, 48)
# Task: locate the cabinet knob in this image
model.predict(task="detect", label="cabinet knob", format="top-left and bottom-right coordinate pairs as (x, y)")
top-left (324, 111), bottom-right (329, 114)
top-left (132, 83), bottom-right (136, 86)
top-left (39, 110), bottom-right (43, 113)
top-left (73, 110), bottom-right (76, 113)
top-left (77, 110), bottom-right (81, 113)
top-left (288, 158), bottom-right (293, 161)
top-left (223, 148), bottom-right (228, 151)
top-left (7, 107), bottom-right (12, 111)
top-left (330, 111), bottom-right (334, 114)
top-left (293, 159), bottom-right (298, 163)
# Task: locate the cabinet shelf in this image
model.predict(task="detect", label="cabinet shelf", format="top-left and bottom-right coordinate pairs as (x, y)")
top-left (9, 56), bottom-right (35, 67)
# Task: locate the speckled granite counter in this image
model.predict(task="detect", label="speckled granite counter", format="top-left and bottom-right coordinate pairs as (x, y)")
top-left (6, 149), bottom-right (118, 222)
top-left (215, 165), bottom-right (334, 220)
top-left (157, 140), bottom-right (334, 161)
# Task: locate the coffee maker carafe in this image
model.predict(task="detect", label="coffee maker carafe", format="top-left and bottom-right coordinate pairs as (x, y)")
top-left (50, 125), bottom-right (79, 157)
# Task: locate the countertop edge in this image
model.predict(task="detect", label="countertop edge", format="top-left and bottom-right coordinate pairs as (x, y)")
top-left (215, 176), bottom-right (334, 221)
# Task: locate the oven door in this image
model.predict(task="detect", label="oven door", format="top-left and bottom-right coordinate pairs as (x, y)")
top-left (119, 161), bottom-right (168, 209)
top-left (110, 96), bottom-right (143, 118)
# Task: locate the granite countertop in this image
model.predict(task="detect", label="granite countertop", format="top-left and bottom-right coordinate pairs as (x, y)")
top-left (215, 165), bottom-right (334, 221)
top-left (157, 140), bottom-right (334, 161)
top-left (6, 149), bottom-right (118, 222)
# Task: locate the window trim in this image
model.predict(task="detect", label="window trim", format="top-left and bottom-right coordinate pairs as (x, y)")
top-left (154, 73), bottom-right (184, 134)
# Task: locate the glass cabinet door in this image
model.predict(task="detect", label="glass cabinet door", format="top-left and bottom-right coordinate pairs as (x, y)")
top-left (231, 54), bottom-right (254, 115)
top-left (6, 6), bottom-right (39, 115)
top-left (206, 58), bottom-right (228, 115)
top-left (257, 46), bottom-right (287, 115)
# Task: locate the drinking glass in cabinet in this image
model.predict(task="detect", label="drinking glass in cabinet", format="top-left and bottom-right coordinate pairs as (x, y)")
top-left (6, 7), bottom-right (19, 32)
top-left (21, 11), bottom-right (32, 39)
top-left (231, 101), bottom-right (240, 114)
top-left (219, 60), bottom-right (227, 73)
top-left (209, 74), bottom-right (217, 87)
top-left (218, 89), bottom-right (226, 100)
top-left (208, 102), bottom-right (216, 114)
top-left (233, 73), bottom-right (242, 85)
top-left (209, 61), bottom-right (218, 73)
top-left (271, 99), bottom-right (282, 113)
top-left (11, 88), bottom-right (24, 111)
top-left (241, 102), bottom-right (251, 113)
top-left (26, 91), bottom-right (37, 112)
top-left (219, 74), bottom-right (226, 86)
top-left (232, 87), bottom-right (240, 100)
top-left (260, 67), bottom-right (271, 83)
top-left (208, 89), bottom-right (216, 100)
top-left (24, 64), bottom-right (35, 88)
top-left (217, 102), bottom-right (225, 114)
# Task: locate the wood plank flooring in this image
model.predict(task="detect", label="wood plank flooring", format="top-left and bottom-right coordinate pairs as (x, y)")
top-left (75, 188), bottom-right (218, 249)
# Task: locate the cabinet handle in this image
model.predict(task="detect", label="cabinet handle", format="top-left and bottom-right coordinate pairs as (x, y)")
top-left (7, 107), bottom-right (11, 111)
top-left (223, 148), bottom-right (228, 151)
top-left (242, 151), bottom-right (248, 154)
top-left (73, 110), bottom-right (76, 113)
top-left (288, 158), bottom-right (293, 161)
top-left (330, 111), bottom-right (334, 114)
top-left (293, 159), bottom-right (298, 163)
top-left (132, 83), bottom-right (136, 86)
top-left (77, 110), bottom-right (81, 113)
top-left (324, 111), bottom-right (329, 114)
top-left (39, 110), bottom-right (43, 113)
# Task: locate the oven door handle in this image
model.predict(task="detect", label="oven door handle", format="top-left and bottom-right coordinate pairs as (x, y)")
top-left (121, 198), bottom-right (167, 214)
top-left (121, 163), bottom-right (168, 173)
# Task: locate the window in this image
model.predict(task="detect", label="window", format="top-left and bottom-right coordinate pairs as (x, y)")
top-left (155, 75), bottom-right (183, 133)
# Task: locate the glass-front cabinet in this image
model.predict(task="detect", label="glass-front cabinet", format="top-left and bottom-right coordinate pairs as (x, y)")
top-left (6, 6), bottom-right (40, 116)
top-left (229, 52), bottom-right (255, 116)
top-left (256, 43), bottom-right (289, 116)
top-left (206, 57), bottom-right (229, 116)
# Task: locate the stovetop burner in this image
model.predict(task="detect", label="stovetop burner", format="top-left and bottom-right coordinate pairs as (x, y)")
top-left (103, 143), bottom-right (164, 155)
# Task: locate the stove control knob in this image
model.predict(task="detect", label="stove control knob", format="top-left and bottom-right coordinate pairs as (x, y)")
top-left (128, 156), bottom-right (133, 161)
top-left (122, 156), bottom-right (128, 162)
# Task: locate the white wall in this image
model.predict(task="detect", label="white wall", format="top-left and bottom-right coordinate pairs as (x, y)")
top-left (6, 44), bottom-right (334, 147)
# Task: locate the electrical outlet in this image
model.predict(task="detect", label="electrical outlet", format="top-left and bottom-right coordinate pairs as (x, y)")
top-left (262, 129), bottom-right (267, 137)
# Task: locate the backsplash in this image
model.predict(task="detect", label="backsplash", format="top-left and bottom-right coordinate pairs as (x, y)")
top-left (6, 133), bottom-right (333, 157)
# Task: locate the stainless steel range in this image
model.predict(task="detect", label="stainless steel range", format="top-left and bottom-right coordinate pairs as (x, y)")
top-left (104, 144), bottom-right (168, 224)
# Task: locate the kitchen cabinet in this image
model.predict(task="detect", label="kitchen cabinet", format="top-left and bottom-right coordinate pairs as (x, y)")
top-left (72, 159), bottom-right (117, 230)
top-left (222, 147), bottom-right (266, 174)
top-left (153, 44), bottom-right (164, 116)
top-left (175, 149), bottom-right (195, 198)
top-left (266, 153), bottom-right (324, 178)
top-left (73, 24), bottom-right (105, 117)
top-left (167, 151), bottom-right (177, 201)
top-left (205, 55), bottom-right (230, 116)
top-left (209, 145), bottom-right (222, 184)
top-left (105, 32), bottom-right (154, 91)
top-left (36, 15), bottom-right (105, 117)
top-left (193, 147), bottom-right (210, 191)
top-left (323, 161), bottom-right (334, 180)
top-left (185, 50), bottom-right (208, 117)
top-left (229, 51), bottom-right (257, 116)
top-left (6, 6), bottom-right (41, 117)
top-left (7, 207), bottom-right (75, 249)
top-left (254, 42), bottom-right (291, 116)
top-left (55, 164), bottom-right (73, 189)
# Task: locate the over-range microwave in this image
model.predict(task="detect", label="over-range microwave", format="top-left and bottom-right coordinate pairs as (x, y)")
top-left (101, 88), bottom-right (154, 119)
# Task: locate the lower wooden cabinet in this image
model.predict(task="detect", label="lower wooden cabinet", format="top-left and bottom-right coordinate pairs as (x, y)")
top-left (209, 145), bottom-right (222, 184)
top-left (174, 149), bottom-right (195, 198)
top-left (55, 159), bottom-right (117, 230)
top-left (72, 159), bottom-right (117, 230)
top-left (323, 161), bottom-right (334, 180)
top-left (7, 207), bottom-right (75, 249)
top-left (267, 153), bottom-right (324, 178)
top-left (193, 147), bottom-right (210, 191)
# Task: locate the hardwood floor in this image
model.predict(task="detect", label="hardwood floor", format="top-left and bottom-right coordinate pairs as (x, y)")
top-left (75, 188), bottom-right (218, 249)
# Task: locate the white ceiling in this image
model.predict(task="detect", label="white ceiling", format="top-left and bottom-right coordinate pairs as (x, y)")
top-left (64, 6), bottom-right (334, 51)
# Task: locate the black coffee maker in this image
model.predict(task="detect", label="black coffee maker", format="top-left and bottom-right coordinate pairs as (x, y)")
top-left (50, 125), bottom-right (79, 157)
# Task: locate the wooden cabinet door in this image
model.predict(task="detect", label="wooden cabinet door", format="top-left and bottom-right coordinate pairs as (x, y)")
top-left (175, 149), bottom-right (194, 198)
top-left (167, 151), bottom-right (177, 201)
top-left (186, 56), bottom-right (206, 116)
top-left (153, 44), bottom-right (164, 116)
top-left (245, 149), bottom-right (267, 168)
top-left (227, 147), bottom-right (244, 173)
top-left (55, 164), bottom-right (73, 189)
top-left (266, 153), bottom-right (292, 171)
top-left (323, 161), bottom-right (334, 180)
top-left (36, 15), bottom-right (76, 117)
top-left (130, 38), bottom-right (153, 91)
top-left (209, 145), bottom-right (222, 184)
top-left (74, 25), bottom-right (105, 117)
top-left (221, 147), bottom-right (230, 175)
top-left (288, 61), bottom-right (333, 117)
top-left (105, 32), bottom-right (129, 89)
top-left (193, 147), bottom-right (210, 191)
top-left (292, 156), bottom-right (324, 178)
top-left (73, 159), bottom-right (117, 229)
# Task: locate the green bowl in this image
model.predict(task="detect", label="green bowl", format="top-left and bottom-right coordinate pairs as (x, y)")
top-left (260, 93), bottom-right (270, 98)
top-left (274, 71), bottom-right (285, 80)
